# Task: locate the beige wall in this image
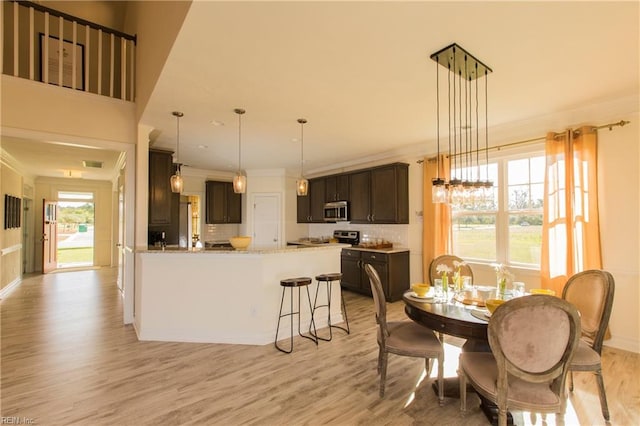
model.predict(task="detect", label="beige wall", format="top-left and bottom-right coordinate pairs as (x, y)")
top-left (1, 162), bottom-right (23, 291)
top-left (1, 76), bottom-right (135, 144)
top-left (123, 0), bottom-right (192, 119)
top-left (33, 177), bottom-right (114, 271)
top-left (597, 113), bottom-right (639, 352)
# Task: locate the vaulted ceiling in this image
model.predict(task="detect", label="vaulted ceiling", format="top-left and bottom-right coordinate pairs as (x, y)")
top-left (3, 1), bottom-right (638, 181)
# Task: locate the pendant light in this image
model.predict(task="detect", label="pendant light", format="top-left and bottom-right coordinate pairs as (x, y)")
top-left (170, 111), bottom-right (184, 194)
top-left (429, 43), bottom-right (493, 207)
top-left (431, 54), bottom-right (447, 203)
top-left (232, 108), bottom-right (246, 194)
top-left (296, 118), bottom-right (309, 196)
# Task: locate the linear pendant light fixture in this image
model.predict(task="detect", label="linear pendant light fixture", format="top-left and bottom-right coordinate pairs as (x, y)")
top-left (232, 108), bottom-right (247, 194)
top-left (170, 111), bottom-right (184, 194)
top-left (296, 118), bottom-right (309, 196)
top-left (430, 43), bottom-right (493, 207)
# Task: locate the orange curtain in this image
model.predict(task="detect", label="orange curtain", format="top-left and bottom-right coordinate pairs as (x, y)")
top-left (541, 126), bottom-right (602, 295)
top-left (422, 155), bottom-right (451, 280)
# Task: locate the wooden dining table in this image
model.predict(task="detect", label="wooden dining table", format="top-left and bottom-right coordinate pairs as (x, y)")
top-left (403, 291), bottom-right (511, 425)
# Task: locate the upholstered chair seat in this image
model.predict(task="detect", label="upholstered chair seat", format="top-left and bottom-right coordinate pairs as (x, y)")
top-left (364, 264), bottom-right (444, 404)
top-left (562, 269), bottom-right (615, 421)
top-left (458, 295), bottom-right (581, 426)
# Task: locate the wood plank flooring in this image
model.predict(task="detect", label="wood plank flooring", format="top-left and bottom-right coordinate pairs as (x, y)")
top-left (1, 268), bottom-right (638, 425)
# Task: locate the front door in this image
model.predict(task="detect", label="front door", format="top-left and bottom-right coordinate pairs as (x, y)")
top-left (42, 199), bottom-right (58, 273)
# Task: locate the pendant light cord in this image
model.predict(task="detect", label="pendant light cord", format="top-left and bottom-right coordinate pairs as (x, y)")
top-left (435, 55), bottom-right (440, 180)
top-left (234, 108), bottom-right (246, 173)
top-left (298, 118), bottom-right (307, 177)
top-left (172, 111), bottom-right (184, 167)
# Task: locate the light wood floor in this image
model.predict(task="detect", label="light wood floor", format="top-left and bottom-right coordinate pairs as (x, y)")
top-left (1, 268), bottom-right (638, 425)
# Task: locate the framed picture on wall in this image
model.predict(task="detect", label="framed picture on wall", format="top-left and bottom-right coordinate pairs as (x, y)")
top-left (4, 194), bottom-right (22, 230)
top-left (39, 34), bottom-right (85, 90)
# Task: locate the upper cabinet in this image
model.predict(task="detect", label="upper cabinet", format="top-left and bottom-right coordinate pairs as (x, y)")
top-left (296, 162), bottom-right (409, 224)
top-left (297, 178), bottom-right (326, 223)
top-left (369, 163), bottom-right (409, 224)
top-left (325, 174), bottom-right (350, 202)
top-left (348, 170), bottom-right (371, 223)
top-left (349, 163), bottom-right (409, 224)
top-left (148, 150), bottom-right (177, 225)
top-left (205, 181), bottom-right (242, 224)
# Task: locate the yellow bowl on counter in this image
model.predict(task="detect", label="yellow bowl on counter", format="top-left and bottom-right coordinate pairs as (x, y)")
top-left (229, 236), bottom-right (252, 250)
top-left (530, 288), bottom-right (556, 296)
top-left (411, 283), bottom-right (431, 297)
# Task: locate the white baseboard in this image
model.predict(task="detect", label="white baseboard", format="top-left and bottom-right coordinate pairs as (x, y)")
top-left (0, 277), bottom-right (21, 299)
top-left (605, 336), bottom-right (640, 354)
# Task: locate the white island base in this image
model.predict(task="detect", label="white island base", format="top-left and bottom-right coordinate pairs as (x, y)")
top-left (134, 245), bottom-right (347, 345)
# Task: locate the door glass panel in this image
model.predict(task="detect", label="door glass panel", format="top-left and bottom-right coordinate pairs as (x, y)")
top-left (57, 192), bottom-right (95, 269)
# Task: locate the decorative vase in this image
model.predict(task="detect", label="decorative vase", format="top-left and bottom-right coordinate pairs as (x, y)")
top-left (496, 278), bottom-right (507, 300)
top-left (442, 274), bottom-right (449, 298)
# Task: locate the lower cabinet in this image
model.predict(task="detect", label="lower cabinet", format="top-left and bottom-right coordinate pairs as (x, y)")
top-left (340, 249), bottom-right (409, 302)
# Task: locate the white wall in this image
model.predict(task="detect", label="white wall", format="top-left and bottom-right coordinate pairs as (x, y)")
top-left (0, 161), bottom-right (23, 291)
top-left (597, 114), bottom-right (639, 352)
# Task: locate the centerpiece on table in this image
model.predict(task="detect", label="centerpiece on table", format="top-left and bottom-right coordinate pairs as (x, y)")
top-left (452, 260), bottom-right (467, 292)
top-left (493, 263), bottom-right (514, 300)
top-left (435, 263), bottom-right (452, 300)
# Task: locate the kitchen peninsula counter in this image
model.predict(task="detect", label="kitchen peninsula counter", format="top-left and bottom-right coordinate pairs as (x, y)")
top-left (134, 244), bottom-right (347, 345)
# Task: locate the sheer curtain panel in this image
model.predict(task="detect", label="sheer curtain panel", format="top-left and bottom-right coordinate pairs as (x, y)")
top-left (541, 126), bottom-right (602, 295)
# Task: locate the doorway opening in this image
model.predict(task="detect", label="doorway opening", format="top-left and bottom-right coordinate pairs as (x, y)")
top-left (57, 191), bottom-right (95, 269)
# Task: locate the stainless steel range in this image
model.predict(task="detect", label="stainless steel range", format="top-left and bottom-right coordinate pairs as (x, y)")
top-left (333, 230), bottom-right (360, 246)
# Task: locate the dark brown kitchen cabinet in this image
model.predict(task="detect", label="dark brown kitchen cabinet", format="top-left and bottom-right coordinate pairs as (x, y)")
top-left (325, 174), bottom-right (349, 202)
top-left (348, 170), bottom-right (371, 223)
top-left (148, 149), bottom-right (179, 245)
top-left (205, 181), bottom-right (241, 224)
top-left (340, 248), bottom-right (409, 302)
top-left (297, 178), bottom-right (325, 223)
top-left (148, 150), bottom-right (176, 225)
top-left (349, 163), bottom-right (408, 224)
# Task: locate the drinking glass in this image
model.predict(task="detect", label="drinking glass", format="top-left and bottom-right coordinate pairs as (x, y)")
top-left (462, 275), bottom-right (472, 291)
top-left (513, 281), bottom-right (525, 297)
top-left (434, 278), bottom-right (445, 301)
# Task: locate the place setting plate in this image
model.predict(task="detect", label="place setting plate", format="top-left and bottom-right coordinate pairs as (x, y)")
top-left (470, 309), bottom-right (492, 322)
top-left (405, 290), bottom-right (435, 302)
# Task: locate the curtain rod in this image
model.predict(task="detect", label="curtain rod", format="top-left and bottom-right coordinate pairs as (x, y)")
top-left (418, 119), bottom-right (630, 163)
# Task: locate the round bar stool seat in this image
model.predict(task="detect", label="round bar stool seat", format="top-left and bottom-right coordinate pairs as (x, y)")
top-left (275, 277), bottom-right (318, 353)
top-left (310, 272), bottom-right (350, 342)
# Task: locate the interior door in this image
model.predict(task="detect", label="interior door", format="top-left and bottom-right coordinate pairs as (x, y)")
top-left (252, 194), bottom-right (280, 249)
top-left (42, 199), bottom-right (58, 273)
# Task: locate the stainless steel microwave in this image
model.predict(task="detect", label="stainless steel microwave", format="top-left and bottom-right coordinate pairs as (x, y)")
top-left (323, 201), bottom-right (349, 222)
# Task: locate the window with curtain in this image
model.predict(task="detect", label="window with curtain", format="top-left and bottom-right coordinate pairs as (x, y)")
top-left (451, 151), bottom-right (544, 267)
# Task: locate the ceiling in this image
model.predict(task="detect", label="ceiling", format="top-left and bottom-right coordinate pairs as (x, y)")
top-left (3, 1), bottom-right (638, 181)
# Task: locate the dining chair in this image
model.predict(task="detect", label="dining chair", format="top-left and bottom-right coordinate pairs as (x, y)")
top-left (458, 295), bottom-right (581, 426)
top-left (428, 254), bottom-right (474, 286)
top-left (562, 269), bottom-right (615, 421)
top-left (364, 264), bottom-right (444, 404)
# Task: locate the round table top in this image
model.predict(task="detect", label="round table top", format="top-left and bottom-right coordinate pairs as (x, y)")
top-left (403, 291), bottom-right (489, 342)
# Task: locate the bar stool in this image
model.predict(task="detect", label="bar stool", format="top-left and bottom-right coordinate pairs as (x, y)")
top-left (310, 273), bottom-right (350, 341)
top-left (275, 277), bottom-right (318, 353)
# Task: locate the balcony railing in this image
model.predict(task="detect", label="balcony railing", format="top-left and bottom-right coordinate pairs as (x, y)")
top-left (2, 0), bottom-right (136, 101)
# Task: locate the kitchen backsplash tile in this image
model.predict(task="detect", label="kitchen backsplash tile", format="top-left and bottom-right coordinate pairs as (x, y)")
top-left (201, 223), bottom-right (239, 243)
top-left (309, 223), bottom-right (409, 247)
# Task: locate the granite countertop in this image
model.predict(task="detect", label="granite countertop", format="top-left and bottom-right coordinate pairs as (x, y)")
top-left (343, 246), bottom-right (409, 254)
top-left (138, 243), bottom-right (349, 255)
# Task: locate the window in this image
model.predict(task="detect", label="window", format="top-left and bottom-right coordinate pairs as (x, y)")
top-left (451, 152), bottom-right (544, 268)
